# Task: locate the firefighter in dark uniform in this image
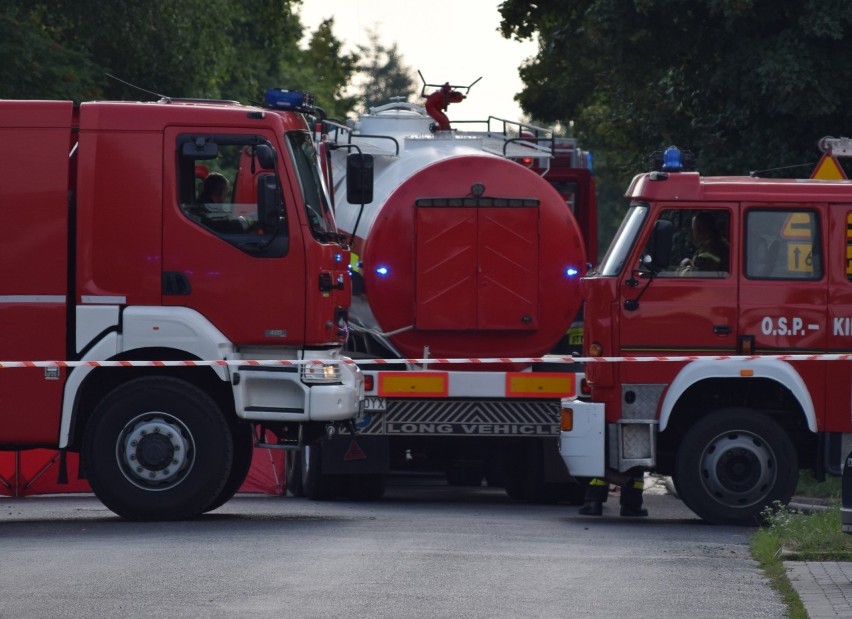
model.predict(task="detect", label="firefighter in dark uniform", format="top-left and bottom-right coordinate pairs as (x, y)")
top-left (578, 468), bottom-right (648, 517)
top-left (677, 211), bottom-right (729, 274)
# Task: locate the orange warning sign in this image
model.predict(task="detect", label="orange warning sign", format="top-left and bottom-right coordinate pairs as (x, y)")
top-left (810, 154), bottom-right (847, 180)
top-left (781, 212), bottom-right (813, 239)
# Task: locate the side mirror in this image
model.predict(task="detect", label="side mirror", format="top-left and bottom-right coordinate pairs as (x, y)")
top-left (256, 144), bottom-right (277, 170)
top-left (257, 174), bottom-right (282, 221)
top-left (182, 137), bottom-right (218, 160)
top-left (346, 153), bottom-right (374, 205)
top-left (649, 219), bottom-right (673, 273)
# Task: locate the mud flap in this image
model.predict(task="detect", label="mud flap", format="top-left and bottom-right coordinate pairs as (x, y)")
top-left (320, 435), bottom-right (390, 475)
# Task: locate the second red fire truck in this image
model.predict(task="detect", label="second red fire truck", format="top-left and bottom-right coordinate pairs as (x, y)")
top-left (560, 141), bottom-right (852, 524)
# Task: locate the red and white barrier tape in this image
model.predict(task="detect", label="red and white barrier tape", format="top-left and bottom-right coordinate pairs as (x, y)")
top-left (0, 354), bottom-right (850, 369)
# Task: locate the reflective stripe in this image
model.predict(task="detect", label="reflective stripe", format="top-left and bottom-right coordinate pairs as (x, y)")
top-left (81, 295), bottom-right (127, 304)
top-left (0, 295), bottom-right (65, 303)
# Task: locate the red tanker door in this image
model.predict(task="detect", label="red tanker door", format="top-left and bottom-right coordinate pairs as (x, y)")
top-left (414, 202), bottom-right (539, 330)
top-left (618, 207), bottom-right (738, 373)
top-left (477, 204), bottom-right (539, 329)
top-left (414, 207), bottom-right (478, 330)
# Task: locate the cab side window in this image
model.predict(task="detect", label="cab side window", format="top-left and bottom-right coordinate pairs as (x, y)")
top-left (745, 210), bottom-right (821, 280)
top-left (646, 209), bottom-right (730, 278)
top-left (177, 134), bottom-right (288, 258)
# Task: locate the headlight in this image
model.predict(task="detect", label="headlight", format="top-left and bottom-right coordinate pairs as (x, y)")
top-left (301, 362), bottom-right (342, 384)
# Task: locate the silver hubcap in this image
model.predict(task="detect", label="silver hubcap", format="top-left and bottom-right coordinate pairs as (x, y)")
top-left (117, 413), bottom-right (194, 490)
top-left (699, 429), bottom-right (776, 508)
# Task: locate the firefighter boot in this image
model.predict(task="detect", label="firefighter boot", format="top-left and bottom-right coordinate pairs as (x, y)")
top-left (619, 471), bottom-right (648, 518)
top-left (578, 500), bottom-right (603, 516)
top-left (578, 478), bottom-right (608, 516)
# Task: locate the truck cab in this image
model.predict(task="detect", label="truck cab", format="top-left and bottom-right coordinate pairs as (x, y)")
top-left (0, 90), bottom-right (362, 520)
top-left (561, 145), bottom-right (852, 524)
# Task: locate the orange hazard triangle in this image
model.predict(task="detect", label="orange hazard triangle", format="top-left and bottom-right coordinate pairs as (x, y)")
top-left (344, 440), bottom-right (367, 461)
top-left (810, 154), bottom-right (847, 180)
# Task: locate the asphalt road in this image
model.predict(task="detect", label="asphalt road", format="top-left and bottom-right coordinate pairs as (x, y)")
top-left (0, 478), bottom-right (785, 618)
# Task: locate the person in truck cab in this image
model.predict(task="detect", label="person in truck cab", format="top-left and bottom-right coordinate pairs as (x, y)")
top-left (190, 173), bottom-right (249, 233)
top-left (677, 211), bottom-right (729, 274)
top-left (197, 172), bottom-right (229, 204)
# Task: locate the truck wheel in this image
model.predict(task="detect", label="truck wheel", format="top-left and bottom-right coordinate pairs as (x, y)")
top-left (301, 442), bottom-right (344, 500)
top-left (285, 450), bottom-right (305, 497)
top-left (204, 421), bottom-right (254, 513)
top-left (500, 443), bottom-right (584, 504)
top-left (674, 408), bottom-right (798, 525)
top-left (82, 376), bottom-right (233, 521)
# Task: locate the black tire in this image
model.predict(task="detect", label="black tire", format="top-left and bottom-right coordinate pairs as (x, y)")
top-left (346, 474), bottom-right (386, 501)
top-left (301, 442), bottom-right (344, 500)
top-left (674, 408), bottom-right (798, 525)
top-left (500, 443), bottom-right (584, 504)
top-left (503, 466), bottom-right (527, 501)
top-left (204, 421), bottom-right (254, 513)
top-left (285, 450), bottom-right (305, 497)
top-left (82, 376), bottom-right (233, 521)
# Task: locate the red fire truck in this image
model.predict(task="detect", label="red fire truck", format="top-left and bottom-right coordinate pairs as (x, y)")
top-left (559, 142), bottom-right (852, 524)
top-left (0, 89), bottom-right (361, 520)
top-left (285, 95), bottom-right (596, 501)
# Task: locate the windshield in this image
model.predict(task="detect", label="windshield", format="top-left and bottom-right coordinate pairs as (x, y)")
top-left (598, 203), bottom-right (649, 276)
top-left (286, 131), bottom-right (337, 240)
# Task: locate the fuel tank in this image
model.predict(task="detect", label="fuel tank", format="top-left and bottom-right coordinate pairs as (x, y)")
top-left (329, 103), bottom-right (586, 359)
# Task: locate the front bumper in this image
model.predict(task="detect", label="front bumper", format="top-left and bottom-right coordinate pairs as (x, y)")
top-left (558, 398), bottom-right (605, 478)
top-left (233, 360), bottom-right (363, 423)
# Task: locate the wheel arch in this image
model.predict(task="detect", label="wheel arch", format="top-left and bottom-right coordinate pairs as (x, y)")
top-left (660, 359), bottom-right (815, 432)
top-left (63, 347), bottom-right (235, 453)
top-left (655, 360), bottom-right (817, 475)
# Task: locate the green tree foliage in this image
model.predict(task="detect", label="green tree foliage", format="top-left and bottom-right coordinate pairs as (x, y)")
top-left (302, 19), bottom-right (360, 120)
top-left (1, 0), bottom-right (358, 119)
top-left (499, 0), bottom-right (852, 251)
top-left (6, 0), bottom-right (235, 100)
top-left (500, 0), bottom-right (852, 175)
top-left (214, 0), bottom-right (306, 102)
top-left (0, 5), bottom-right (102, 100)
top-left (356, 31), bottom-right (417, 112)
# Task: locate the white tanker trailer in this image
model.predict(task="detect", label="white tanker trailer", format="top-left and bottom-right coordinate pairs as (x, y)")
top-left (287, 95), bottom-right (596, 501)
top-left (326, 101), bottom-right (588, 360)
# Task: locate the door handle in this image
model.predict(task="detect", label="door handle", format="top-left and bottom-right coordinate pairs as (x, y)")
top-left (713, 325), bottom-right (731, 335)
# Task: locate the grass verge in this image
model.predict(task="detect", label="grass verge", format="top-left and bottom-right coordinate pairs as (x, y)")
top-left (750, 472), bottom-right (850, 618)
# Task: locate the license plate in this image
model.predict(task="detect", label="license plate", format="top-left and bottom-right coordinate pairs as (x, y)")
top-left (364, 396), bottom-right (387, 411)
